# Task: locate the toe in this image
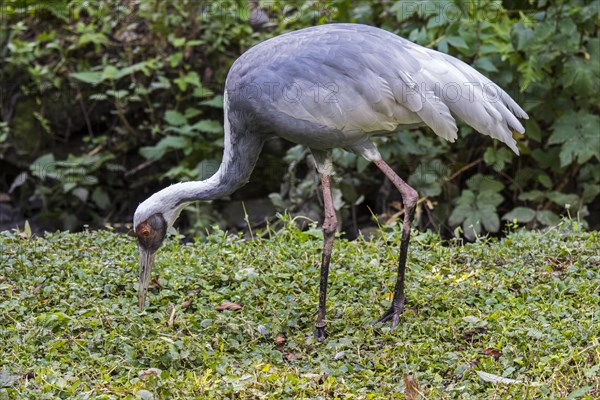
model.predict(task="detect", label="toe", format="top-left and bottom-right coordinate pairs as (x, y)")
top-left (314, 327), bottom-right (327, 342)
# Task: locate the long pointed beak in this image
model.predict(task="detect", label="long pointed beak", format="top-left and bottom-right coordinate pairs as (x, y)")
top-left (138, 246), bottom-right (156, 310)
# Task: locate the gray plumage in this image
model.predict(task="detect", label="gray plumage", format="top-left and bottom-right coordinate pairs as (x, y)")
top-left (225, 23), bottom-right (527, 160)
top-left (134, 24), bottom-right (528, 337)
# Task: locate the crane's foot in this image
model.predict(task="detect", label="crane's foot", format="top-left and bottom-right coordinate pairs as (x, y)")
top-left (314, 322), bottom-right (327, 343)
top-left (372, 296), bottom-right (406, 330)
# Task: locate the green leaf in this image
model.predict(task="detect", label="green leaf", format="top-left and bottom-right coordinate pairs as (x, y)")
top-left (200, 95), bottom-right (224, 108)
top-left (566, 386), bottom-right (591, 399)
top-left (63, 182), bottom-right (77, 193)
top-left (483, 148), bottom-right (513, 172)
top-left (101, 65), bottom-right (120, 81)
top-left (462, 315), bottom-right (481, 324)
top-left (115, 61), bottom-right (150, 79)
top-left (72, 187), bottom-right (89, 202)
top-left (284, 145), bottom-right (306, 163)
top-left (356, 156), bottom-right (370, 173)
top-left (518, 54), bottom-right (544, 91)
top-left (463, 212), bottom-right (482, 240)
top-left (408, 160), bottom-right (445, 197)
top-left (525, 119), bottom-right (542, 143)
top-left (184, 107), bottom-right (202, 119)
top-left (582, 183), bottom-right (600, 203)
top-left (167, 52), bottom-right (183, 68)
top-left (164, 110), bottom-right (188, 126)
top-left (140, 136), bottom-right (190, 160)
top-left (136, 389), bottom-right (154, 400)
top-left (450, 175), bottom-right (504, 237)
top-left (449, 203), bottom-right (472, 226)
top-left (546, 192), bottom-right (580, 209)
top-left (23, 220), bottom-right (32, 239)
top-left (531, 148), bottom-right (562, 170)
top-left (561, 58), bottom-right (598, 96)
top-left (468, 174), bottom-right (504, 194)
top-left (105, 89), bottom-right (128, 99)
top-left (503, 207), bottom-right (536, 223)
top-left (472, 57), bottom-right (498, 73)
top-left (70, 71), bottom-right (104, 85)
top-left (157, 136), bottom-right (189, 149)
top-left (193, 87), bottom-right (214, 98)
top-left (511, 23), bottom-right (534, 52)
top-left (171, 37), bottom-right (186, 47)
top-left (549, 111), bottom-right (600, 166)
top-left (0, 370), bottom-right (20, 387)
top-left (446, 35), bottom-right (468, 50)
top-left (536, 210), bottom-right (560, 226)
top-left (174, 71), bottom-right (202, 91)
top-left (537, 174), bottom-right (552, 189)
top-left (92, 188), bottom-right (111, 210)
top-left (36, 0), bottom-right (69, 20)
top-left (89, 93), bottom-right (107, 101)
top-left (31, 154), bottom-right (56, 178)
top-left (449, 188), bottom-right (476, 223)
top-left (478, 201), bottom-right (499, 228)
top-left (192, 119), bottom-right (222, 134)
top-left (477, 190), bottom-right (504, 208)
top-left (184, 72), bottom-right (201, 87)
top-left (78, 32), bottom-right (109, 46)
top-left (139, 146), bottom-right (163, 161)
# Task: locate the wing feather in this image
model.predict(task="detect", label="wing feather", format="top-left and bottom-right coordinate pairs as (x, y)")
top-left (236, 24), bottom-right (527, 153)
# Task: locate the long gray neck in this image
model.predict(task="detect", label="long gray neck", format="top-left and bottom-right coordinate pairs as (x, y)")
top-left (149, 95), bottom-right (265, 215)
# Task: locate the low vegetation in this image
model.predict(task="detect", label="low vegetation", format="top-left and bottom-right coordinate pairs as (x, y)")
top-left (1, 218), bottom-right (598, 399)
top-left (1, 0), bottom-right (598, 236)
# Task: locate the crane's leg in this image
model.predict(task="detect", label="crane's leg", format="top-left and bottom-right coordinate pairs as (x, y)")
top-left (315, 172), bottom-right (337, 342)
top-left (372, 159), bottom-right (418, 330)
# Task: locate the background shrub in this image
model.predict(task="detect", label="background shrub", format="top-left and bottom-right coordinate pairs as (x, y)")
top-left (0, 0), bottom-right (598, 237)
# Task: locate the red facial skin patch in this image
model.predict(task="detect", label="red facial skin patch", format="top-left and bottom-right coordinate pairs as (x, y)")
top-left (136, 223), bottom-right (151, 238)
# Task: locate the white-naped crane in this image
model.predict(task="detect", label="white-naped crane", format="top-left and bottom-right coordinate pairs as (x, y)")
top-left (133, 23), bottom-right (528, 341)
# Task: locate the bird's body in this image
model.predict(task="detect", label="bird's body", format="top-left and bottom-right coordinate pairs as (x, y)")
top-left (134, 24), bottom-right (528, 340)
top-left (226, 23), bottom-right (526, 154)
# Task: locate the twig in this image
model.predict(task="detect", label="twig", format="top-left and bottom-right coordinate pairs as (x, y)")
top-left (167, 303), bottom-right (176, 328)
top-left (181, 318), bottom-right (198, 337)
top-left (125, 159), bottom-right (157, 177)
top-left (111, 81), bottom-right (138, 136)
top-left (576, 342), bottom-right (599, 356)
top-left (426, 35), bottom-right (446, 49)
top-left (541, 165), bottom-right (580, 211)
top-left (242, 201), bottom-right (254, 240)
top-left (87, 145), bottom-right (104, 157)
top-left (384, 196), bottom-right (429, 225)
top-left (77, 86), bottom-right (95, 138)
top-left (447, 158), bottom-right (482, 182)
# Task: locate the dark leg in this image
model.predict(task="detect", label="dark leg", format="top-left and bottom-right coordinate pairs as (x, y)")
top-left (315, 173), bottom-right (337, 342)
top-left (372, 159), bottom-right (418, 330)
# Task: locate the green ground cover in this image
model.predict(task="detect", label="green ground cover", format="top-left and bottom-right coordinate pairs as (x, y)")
top-left (1, 219), bottom-right (598, 399)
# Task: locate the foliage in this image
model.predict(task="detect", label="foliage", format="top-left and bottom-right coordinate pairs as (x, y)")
top-left (0, 0), bottom-right (598, 236)
top-left (265, 0), bottom-right (600, 238)
top-left (1, 0), bottom-right (258, 230)
top-left (1, 220), bottom-right (599, 398)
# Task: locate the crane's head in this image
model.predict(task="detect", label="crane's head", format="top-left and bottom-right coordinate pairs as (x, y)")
top-left (133, 194), bottom-right (185, 310)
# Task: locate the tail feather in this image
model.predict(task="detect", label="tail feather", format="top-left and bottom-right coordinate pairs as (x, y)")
top-left (392, 71), bottom-right (458, 142)
top-left (399, 47), bottom-right (529, 154)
